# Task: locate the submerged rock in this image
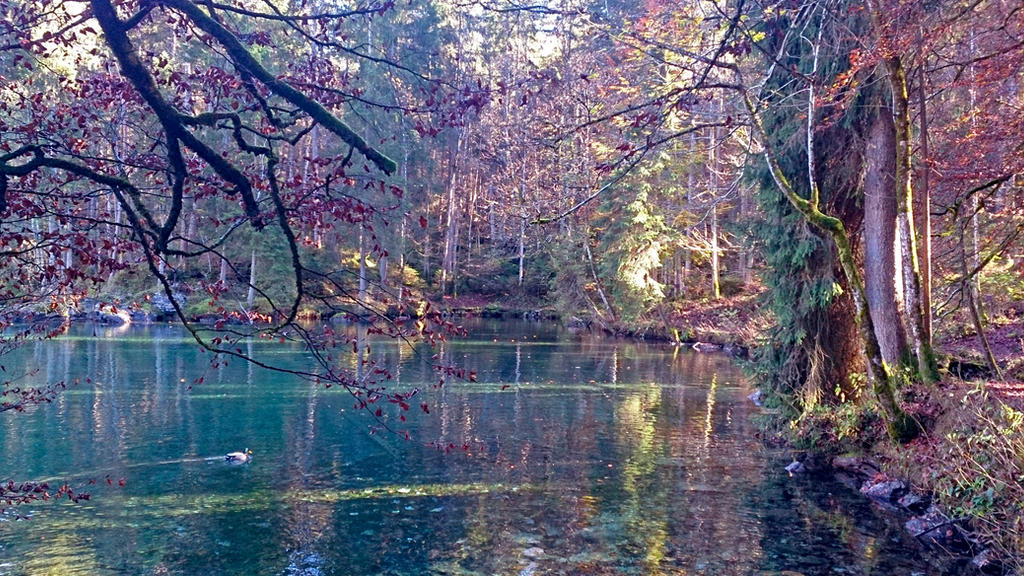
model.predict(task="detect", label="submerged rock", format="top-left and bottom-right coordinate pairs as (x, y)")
top-left (518, 561), bottom-right (539, 576)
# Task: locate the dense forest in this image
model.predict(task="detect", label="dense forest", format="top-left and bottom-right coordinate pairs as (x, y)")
top-left (2, 0), bottom-right (1024, 569)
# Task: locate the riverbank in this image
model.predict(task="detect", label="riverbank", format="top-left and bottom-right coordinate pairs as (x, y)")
top-left (429, 290), bottom-right (770, 349)
top-left (766, 317), bottom-right (1024, 575)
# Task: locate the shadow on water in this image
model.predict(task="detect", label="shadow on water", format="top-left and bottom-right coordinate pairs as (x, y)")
top-left (0, 319), bottom-right (944, 575)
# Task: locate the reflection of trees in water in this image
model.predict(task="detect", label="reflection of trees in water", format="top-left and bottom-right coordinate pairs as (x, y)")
top-left (392, 336), bottom-right (766, 575)
top-left (278, 335), bottom-right (332, 576)
top-left (3, 327), bottom-right (753, 575)
top-left (0, 324), bottom-right (935, 575)
top-left (19, 528), bottom-right (103, 576)
top-left (572, 371), bottom-right (769, 575)
top-left (749, 468), bottom-right (934, 574)
top-left (615, 383), bottom-right (671, 571)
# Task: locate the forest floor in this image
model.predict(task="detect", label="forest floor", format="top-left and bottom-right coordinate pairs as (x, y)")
top-left (938, 316), bottom-right (1024, 409)
top-left (659, 289), bottom-right (771, 347)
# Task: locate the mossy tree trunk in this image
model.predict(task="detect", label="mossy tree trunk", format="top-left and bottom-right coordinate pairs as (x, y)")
top-left (745, 94), bottom-right (920, 443)
top-left (863, 0), bottom-right (939, 384)
top-left (880, 54), bottom-right (940, 384)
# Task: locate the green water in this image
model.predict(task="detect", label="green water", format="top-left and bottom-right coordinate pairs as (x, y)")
top-left (0, 320), bottom-right (940, 575)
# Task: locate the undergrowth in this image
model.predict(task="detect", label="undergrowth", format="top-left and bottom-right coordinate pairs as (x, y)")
top-left (932, 384), bottom-right (1024, 571)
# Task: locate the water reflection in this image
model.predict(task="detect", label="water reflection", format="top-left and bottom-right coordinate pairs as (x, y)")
top-left (0, 320), bottom-right (942, 575)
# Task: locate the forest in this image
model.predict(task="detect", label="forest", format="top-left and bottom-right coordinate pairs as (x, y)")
top-left (1, 0), bottom-right (1024, 571)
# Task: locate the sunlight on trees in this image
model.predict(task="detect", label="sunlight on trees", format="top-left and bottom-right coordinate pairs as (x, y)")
top-left (2, 0), bottom-right (1024, 557)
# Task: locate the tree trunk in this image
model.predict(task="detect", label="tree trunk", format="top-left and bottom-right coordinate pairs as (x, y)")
top-left (584, 239), bottom-right (617, 325)
top-left (738, 175), bottom-right (753, 286)
top-left (358, 227), bottom-right (368, 307)
top-left (441, 128), bottom-right (463, 295)
top-left (863, 108), bottom-right (909, 367)
top-left (517, 216), bottom-right (526, 287)
top-left (710, 207), bottom-right (721, 298)
top-left (488, 186), bottom-right (497, 244)
top-left (961, 241), bottom-right (1003, 380)
top-left (246, 247), bottom-right (257, 310)
top-left (709, 118), bottom-right (722, 299)
top-left (684, 131), bottom-right (696, 290)
top-left (865, 0), bottom-right (939, 383)
top-left (884, 55), bottom-right (938, 383)
top-left (398, 127), bottom-right (409, 303)
top-left (422, 198), bottom-right (431, 290)
top-left (744, 93), bottom-right (919, 442)
top-left (916, 57), bottom-right (933, 346)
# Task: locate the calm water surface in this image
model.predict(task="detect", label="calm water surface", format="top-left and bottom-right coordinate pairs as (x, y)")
top-left (0, 320), bottom-right (939, 575)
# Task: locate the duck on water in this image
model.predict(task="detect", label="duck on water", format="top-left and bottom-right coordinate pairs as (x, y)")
top-left (225, 448), bottom-right (253, 463)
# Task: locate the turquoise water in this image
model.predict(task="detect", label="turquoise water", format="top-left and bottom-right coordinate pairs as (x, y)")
top-left (0, 320), bottom-right (939, 575)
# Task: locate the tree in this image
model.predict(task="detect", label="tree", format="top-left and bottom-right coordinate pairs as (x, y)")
top-left (573, 0), bottom-right (924, 440)
top-left (864, 0), bottom-right (938, 382)
top-left (0, 0), bottom-right (479, 424)
top-left (920, 0), bottom-right (1024, 379)
top-left (863, 102), bottom-right (909, 367)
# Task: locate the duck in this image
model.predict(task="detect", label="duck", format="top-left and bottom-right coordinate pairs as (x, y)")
top-left (225, 448), bottom-right (253, 463)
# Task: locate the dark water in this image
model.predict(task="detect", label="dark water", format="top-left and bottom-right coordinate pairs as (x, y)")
top-left (0, 320), bottom-right (938, 575)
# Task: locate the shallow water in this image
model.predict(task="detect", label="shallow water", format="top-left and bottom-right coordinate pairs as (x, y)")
top-left (0, 320), bottom-right (941, 575)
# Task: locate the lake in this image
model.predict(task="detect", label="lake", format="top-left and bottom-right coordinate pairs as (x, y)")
top-left (0, 320), bottom-right (940, 575)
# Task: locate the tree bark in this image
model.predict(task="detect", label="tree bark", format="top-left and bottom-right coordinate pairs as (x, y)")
top-left (709, 115), bottom-right (722, 299)
top-left (916, 58), bottom-right (933, 346)
top-left (883, 55), bottom-right (938, 383)
top-left (863, 108), bottom-right (909, 367)
top-left (864, 0), bottom-right (939, 383)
